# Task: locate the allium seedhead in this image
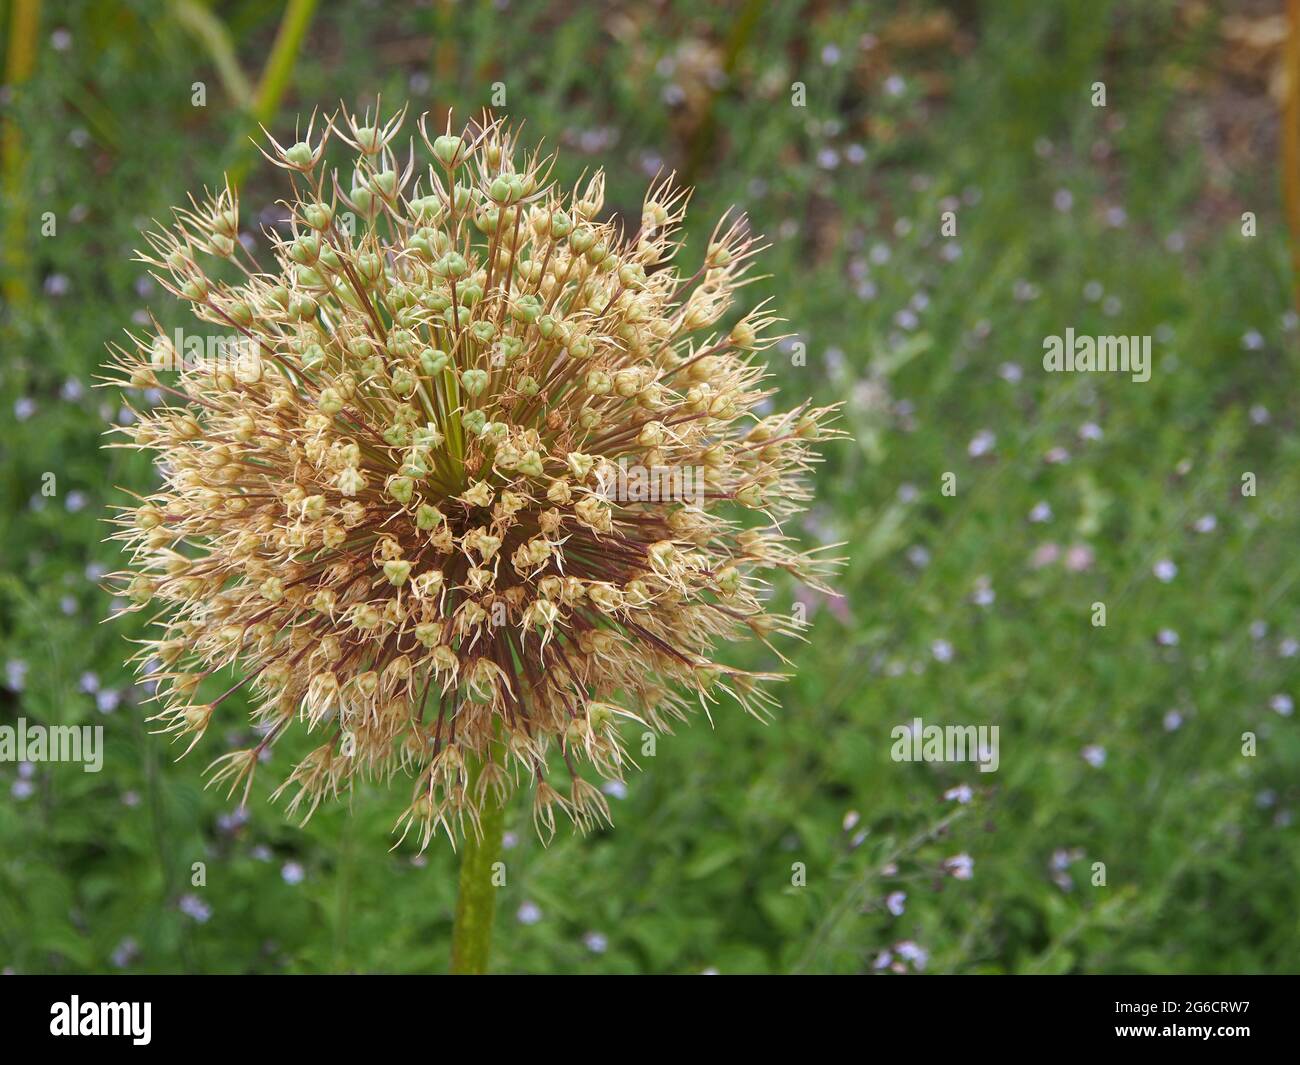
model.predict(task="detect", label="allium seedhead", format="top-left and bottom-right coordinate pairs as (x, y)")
top-left (104, 106), bottom-right (841, 849)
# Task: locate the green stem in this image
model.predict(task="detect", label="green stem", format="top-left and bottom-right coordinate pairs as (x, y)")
top-left (449, 757), bottom-right (506, 974)
top-left (2, 0), bottom-right (40, 307)
top-left (225, 0), bottom-right (319, 189)
top-left (169, 0), bottom-right (254, 110)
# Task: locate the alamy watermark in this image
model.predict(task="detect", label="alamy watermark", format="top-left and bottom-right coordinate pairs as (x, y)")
top-left (1043, 328), bottom-right (1150, 383)
top-left (0, 718), bottom-right (103, 772)
top-left (151, 327), bottom-right (259, 373)
top-left (596, 457), bottom-right (705, 506)
top-left (891, 717), bottom-right (999, 773)
top-left (50, 997), bottom-right (151, 1045)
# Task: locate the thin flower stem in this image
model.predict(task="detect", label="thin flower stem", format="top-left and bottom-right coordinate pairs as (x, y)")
top-left (2, 0), bottom-right (40, 306)
top-left (225, 0), bottom-right (320, 189)
top-left (449, 749), bottom-right (506, 974)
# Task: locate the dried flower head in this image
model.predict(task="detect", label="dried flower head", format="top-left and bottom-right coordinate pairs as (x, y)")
top-left (104, 105), bottom-right (841, 849)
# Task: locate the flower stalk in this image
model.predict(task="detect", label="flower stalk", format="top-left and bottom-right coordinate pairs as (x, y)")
top-left (449, 752), bottom-right (506, 974)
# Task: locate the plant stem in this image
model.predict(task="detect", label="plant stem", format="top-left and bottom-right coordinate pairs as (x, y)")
top-left (169, 0), bottom-right (254, 110)
top-left (1285, 0), bottom-right (1300, 313)
top-left (225, 0), bottom-right (319, 189)
top-left (2, 0), bottom-right (40, 306)
top-left (449, 756), bottom-right (506, 974)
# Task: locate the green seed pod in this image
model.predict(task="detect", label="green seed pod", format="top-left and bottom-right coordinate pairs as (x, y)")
top-left (517, 450), bottom-right (544, 478)
top-left (401, 449), bottom-right (430, 478)
top-left (410, 229), bottom-right (435, 260)
top-left (351, 187), bottom-right (375, 214)
top-left (355, 126), bottom-right (382, 154)
top-left (716, 566), bottom-right (742, 596)
top-left (285, 141), bottom-right (314, 168)
top-left (488, 175), bottom-right (514, 205)
top-left (303, 202), bottom-right (333, 230)
top-left (355, 252), bottom-right (384, 284)
top-left (372, 170), bottom-right (398, 200)
top-left (386, 286), bottom-right (416, 313)
top-left (391, 367), bottom-right (417, 397)
top-left (211, 208), bottom-right (239, 238)
top-left (289, 235), bottom-right (321, 265)
top-left (729, 320), bottom-right (757, 349)
top-left (511, 294), bottom-right (542, 323)
top-left (386, 329), bottom-right (416, 358)
top-left (435, 252), bottom-right (468, 278)
top-left (498, 336), bottom-right (523, 364)
top-left (618, 262), bottom-right (647, 290)
top-left (416, 504), bottom-right (444, 531)
top-left (462, 409), bottom-right (487, 435)
top-left (419, 348), bottom-right (450, 375)
top-left (460, 368), bottom-right (489, 396)
top-left (420, 289), bottom-right (452, 312)
top-left (413, 424), bottom-right (444, 448)
top-left (226, 300), bottom-right (253, 327)
top-left (209, 233), bottom-right (236, 258)
top-left (410, 196), bottom-right (443, 223)
top-left (387, 476), bottom-right (414, 505)
top-left (452, 184), bottom-right (474, 212)
top-left (290, 295), bottom-right (318, 321)
top-left (432, 134), bottom-right (465, 167)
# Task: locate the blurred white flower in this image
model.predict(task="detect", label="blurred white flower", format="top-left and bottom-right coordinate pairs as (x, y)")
top-left (943, 853), bottom-right (974, 880)
top-left (968, 429), bottom-right (996, 457)
top-left (944, 784), bottom-right (973, 804)
top-left (178, 894), bottom-right (211, 923)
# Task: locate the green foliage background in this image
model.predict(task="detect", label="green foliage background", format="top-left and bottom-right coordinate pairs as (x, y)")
top-left (1, 0), bottom-right (1297, 974)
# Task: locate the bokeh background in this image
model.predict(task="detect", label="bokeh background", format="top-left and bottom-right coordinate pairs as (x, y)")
top-left (2, 0), bottom-right (1298, 974)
